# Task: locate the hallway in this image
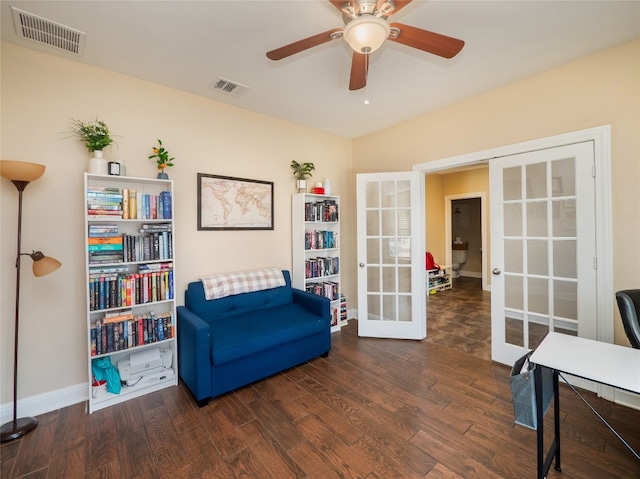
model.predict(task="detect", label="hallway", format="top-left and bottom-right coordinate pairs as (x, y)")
top-left (426, 277), bottom-right (492, 360)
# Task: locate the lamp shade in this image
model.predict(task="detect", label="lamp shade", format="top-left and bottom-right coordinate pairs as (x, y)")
top-left (29, 252), bottom-right (62, 277)
top-left (0, 160), bottom-right (46, 182)
top-left (343, 15), bottom-right (390, 54)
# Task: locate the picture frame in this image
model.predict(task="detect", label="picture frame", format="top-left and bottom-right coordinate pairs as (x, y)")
top-left (197, 173), bottom-right (274, 230)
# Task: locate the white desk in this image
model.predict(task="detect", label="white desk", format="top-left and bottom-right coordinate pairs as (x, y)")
top-left (529, 332), bottom-right (640, 479)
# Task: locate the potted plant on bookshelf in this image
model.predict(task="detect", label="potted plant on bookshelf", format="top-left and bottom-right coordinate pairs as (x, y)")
top-left (149, 139), bottom-right (175, 179)
top-left (70, 118), bottom-right (115, 175)
top-left (290, 160), bottom-right (315, 193)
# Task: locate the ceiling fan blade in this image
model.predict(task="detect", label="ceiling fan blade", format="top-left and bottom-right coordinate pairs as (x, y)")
top-left (349, 52), bottom-right (368, 91)
top-left (389, 22), bottom-right (464, 58)
top-left (266, 28), bottom-right (343, 60)
top-left (377, 0), bottom-right (412, 16)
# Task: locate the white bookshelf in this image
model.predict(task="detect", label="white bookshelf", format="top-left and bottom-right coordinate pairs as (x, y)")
top-left (291, 193), bottom-right (344, 332)
top-left (84, 173), bottom-right (178, 413)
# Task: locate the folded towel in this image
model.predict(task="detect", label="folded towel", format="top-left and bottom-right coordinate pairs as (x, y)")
top-left (201, 267), bottom-right (285, 300)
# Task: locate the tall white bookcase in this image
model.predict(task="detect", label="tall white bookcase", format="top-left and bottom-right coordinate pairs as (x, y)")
top-left (84, 173), bottom-right (178, 413)
top-left (291, 193), bottom-right (343, 332)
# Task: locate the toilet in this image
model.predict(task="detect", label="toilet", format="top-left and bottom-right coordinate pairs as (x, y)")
top-left (451, 241), bottom-right (468, 278)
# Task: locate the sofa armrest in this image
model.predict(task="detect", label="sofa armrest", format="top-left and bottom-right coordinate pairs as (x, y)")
top-left (292, 288), bottom-right (331, 326)
top-left (177, 306), bottom-right (212, 403)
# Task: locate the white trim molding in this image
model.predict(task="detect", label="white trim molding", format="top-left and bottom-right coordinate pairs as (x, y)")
top-left (1, 382), bottom-right (88, 424)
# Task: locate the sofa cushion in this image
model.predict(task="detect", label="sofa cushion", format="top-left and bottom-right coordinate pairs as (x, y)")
top-left (209, 303), bottom-right (326, 365)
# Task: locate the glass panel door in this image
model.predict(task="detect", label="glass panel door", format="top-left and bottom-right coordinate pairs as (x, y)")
top-left (357, 171), bottom-right (425, 340)
top-left (491, 142), bottom-right (596, 366)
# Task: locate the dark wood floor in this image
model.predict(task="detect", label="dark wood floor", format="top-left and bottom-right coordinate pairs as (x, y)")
top-left (3, 281), bottom-right (640, 478)
top-left (426, 277), bottom-right (493, 360)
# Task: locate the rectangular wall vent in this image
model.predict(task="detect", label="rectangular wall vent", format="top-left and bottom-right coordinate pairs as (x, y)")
top-left (12, 7), bottom-right (86, 56)
top-left (210, 77), bottom-right (250, 97)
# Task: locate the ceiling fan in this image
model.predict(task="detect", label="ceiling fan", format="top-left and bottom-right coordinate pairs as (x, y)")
top-left (266, 0), bottom-right (465, 91)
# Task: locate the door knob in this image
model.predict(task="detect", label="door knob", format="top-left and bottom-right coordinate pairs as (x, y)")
top-left (492, 268), bottom-right (501, 275)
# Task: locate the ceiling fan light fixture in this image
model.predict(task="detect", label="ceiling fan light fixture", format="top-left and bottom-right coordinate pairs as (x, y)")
top-left (343, 15), bottom-right (390, 54)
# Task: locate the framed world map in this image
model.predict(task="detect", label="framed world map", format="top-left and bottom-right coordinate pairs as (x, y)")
top-left (197, 173), bottom-right (274, 230)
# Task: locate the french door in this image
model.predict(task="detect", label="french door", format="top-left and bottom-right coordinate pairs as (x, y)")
top-left (490, 142), bottom-right (597, 367)
top-left (356, 171), bottom-right (426, 339)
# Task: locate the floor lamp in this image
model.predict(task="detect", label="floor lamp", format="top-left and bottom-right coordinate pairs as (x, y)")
top-left (0, 160), bottom-right (62, 443)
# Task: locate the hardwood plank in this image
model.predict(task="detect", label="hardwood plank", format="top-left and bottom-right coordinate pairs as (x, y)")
top-left (243, 396), bottom-right (307, 450)
top-left (287, 441), bottom-right (353, 479)
top-left (424, 462), bottom-right (466, 479)
top-left (235, 420), bottom-right (306, 479)
top-left (142, 405), bottom-right (188, 471)
top-left (295, 413), bottom-right (375, 478)
top-left (409, 429), bottom-right (504, 479)
top-left (10, 410), bottom-right (58, 477)
top-left (198, 398), bottom-right (250, 459)
top-left (158, 385), bottom-right (200, 435)
top-left (115, 429), bottom-right (157, 479)
top-left (46, 434), bottom-right (85, 479)
top-left (294, 393), bottom-right (364, 445)
top-left (0, 437), bottom-right (21, 479)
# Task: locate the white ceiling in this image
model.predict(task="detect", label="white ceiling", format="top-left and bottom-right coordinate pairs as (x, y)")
top-left (2, 1), bottom-right (639, 139)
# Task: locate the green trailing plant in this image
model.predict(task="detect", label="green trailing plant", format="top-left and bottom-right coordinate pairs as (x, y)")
top-left (290, 160), bottom-right (315, 181)
top-left (69, 118), bottom-right (114, 152)
top-left (149, 139), bottom-right (175, 171)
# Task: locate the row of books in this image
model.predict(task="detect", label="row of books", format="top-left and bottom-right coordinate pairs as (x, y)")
top-left (88, 224), bottom-right (122, 263)
top-left (86, 187), bottom-right (172, 220)
top-left (304, 230), bottom-right (338, 250)
top-left (90, 311), bottom-right (174, 356)
top-left (87, 187), bottom-right (123, 219)
top-left (330, 295), bottom-right (348, 327)
top-left (122, 230), bottom-right (172, 262)
top-left (122, 190), bottom-right (172, 220)
top-left (88, 223), bottom-right (173, 265)
top-left (304, 200), bottom-right (339, 222)
top-left (89, 265), bottom-right (174, 311)
top-left (305, 256), bottom-right (339, 279)
top-left (305, 281), bottom-right (340, 301)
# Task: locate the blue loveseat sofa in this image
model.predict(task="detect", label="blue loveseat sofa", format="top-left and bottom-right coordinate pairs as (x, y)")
top-left (177, 270), bottom-right (331, 405)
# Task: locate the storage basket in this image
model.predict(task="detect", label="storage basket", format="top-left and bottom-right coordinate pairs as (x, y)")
top-left (510, 350), bottom-right (554, 430)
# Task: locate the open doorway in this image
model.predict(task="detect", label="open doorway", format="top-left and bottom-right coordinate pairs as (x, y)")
top-left (424, 169), bottom-right (491, 359)
top-left (445, 193), bottom-right (487, 291)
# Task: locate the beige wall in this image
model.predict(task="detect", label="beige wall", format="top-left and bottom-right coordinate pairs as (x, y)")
top-left (0, 42), bottom-right (354, 405)
top-left (353, 39), bottom-right (640, 346)
top-left (425, 174), bottom-right (445, 261)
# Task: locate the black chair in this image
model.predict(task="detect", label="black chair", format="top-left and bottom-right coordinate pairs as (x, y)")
top-left (615, 289), bottom-right (640, 349)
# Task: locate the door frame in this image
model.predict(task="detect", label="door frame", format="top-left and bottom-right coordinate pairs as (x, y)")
top-left (413, 126), bottom-right (614, 348)
top-left (445, 193), bottom-right (488, 291)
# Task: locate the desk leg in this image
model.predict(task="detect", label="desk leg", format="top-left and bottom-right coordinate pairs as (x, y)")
top-left (553, 370), bottom-right (561, 472)
top-left (535, 365), bottom-right (545, 479)
top-left (535, 366), bottom-right (561, 479)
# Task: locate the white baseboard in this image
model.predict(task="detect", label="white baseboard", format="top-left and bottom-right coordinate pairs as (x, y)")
top-left (613, 388), bottom-right (640, 411)
top-left (1, 382), bottom-right (88, 423)
top-left (460, 270), bottom-right (483, 279)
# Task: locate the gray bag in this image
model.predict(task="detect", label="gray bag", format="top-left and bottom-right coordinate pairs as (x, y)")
top-left (510, 350), bottom-right (553, 429)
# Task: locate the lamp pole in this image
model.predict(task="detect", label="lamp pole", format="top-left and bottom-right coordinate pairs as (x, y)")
top-left (1, 179), bottom-right (38, 442)
top-left (1, 160), bottom-right (60, 443)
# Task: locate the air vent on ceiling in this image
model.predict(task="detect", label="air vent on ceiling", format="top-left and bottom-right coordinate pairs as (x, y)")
top-left (12, 7), bottom-right (86, 56)
top-left (209, 77), bottom-right (250, 97)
